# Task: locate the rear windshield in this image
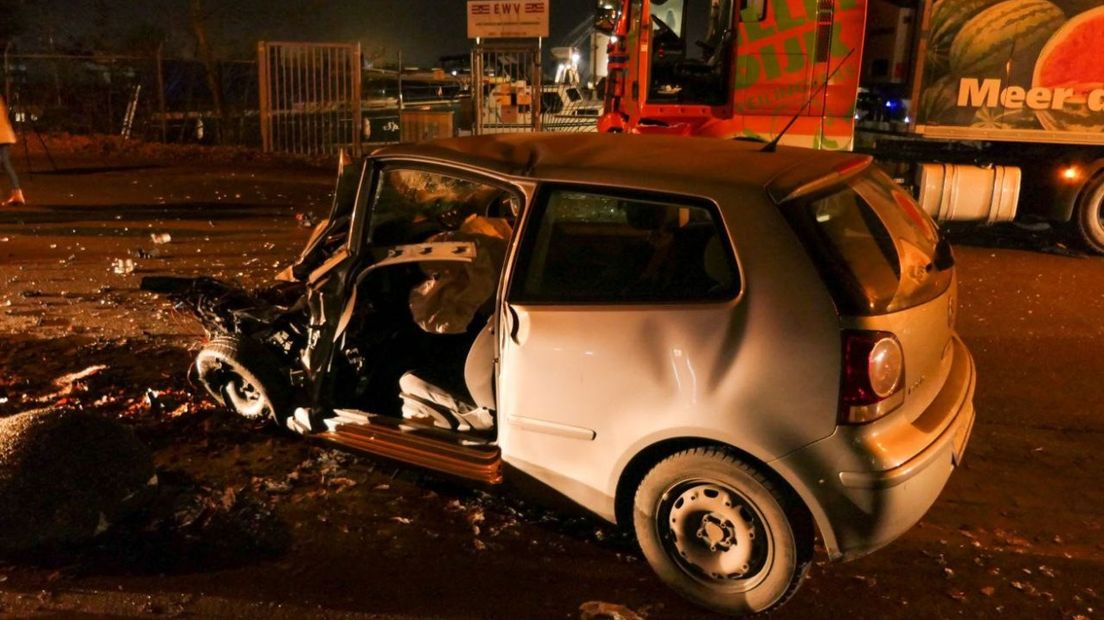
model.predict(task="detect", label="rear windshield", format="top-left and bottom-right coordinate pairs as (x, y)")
top-left (782, 168), bottom-right (953, 316)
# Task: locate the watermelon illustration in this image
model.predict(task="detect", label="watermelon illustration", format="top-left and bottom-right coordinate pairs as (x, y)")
top-left (926, 0), bottom-right (1004, 79)
top-left (1033, 6), bottom-right (1104, 132)
top-left (971, 106), bottom-right (1040, 130)
top-left (918, 76), bottom-right (960, 123)
top-left (950, 0), bottom-right (1065, 80)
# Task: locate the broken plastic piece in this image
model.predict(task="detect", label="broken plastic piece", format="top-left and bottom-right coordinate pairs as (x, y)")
top-left (112, 258), bottom-right (136, 275)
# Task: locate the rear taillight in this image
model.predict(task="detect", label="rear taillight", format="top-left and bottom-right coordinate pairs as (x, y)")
top-left (839, 330), bottom-right (905, 424)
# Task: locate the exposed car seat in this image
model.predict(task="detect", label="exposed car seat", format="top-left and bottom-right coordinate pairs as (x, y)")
top-left (399, 321), bottom-right (496, 432)
top-left (464, 320), bottom-right (496, 410)
top-left (398, 205), bottom-right (507, 432)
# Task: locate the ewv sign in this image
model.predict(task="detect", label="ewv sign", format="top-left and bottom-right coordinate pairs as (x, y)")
top-left (467, 1), bottom-right (549, 39)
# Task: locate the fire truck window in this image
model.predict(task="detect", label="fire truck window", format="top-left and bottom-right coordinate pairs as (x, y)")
top-left (739, 0), bottom-right (766, 21)
top-left (648, 0), bottom-right (734, 106)
top-left (652, 0), bottom-right (684, 34)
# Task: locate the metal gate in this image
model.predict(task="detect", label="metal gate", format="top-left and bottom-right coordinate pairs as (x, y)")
top-left (471, 44), bottom-right (542, 135)
top-left (258, 42), bottom-right (362, 155)
top-left (471, 43), bottom-right (599, 135)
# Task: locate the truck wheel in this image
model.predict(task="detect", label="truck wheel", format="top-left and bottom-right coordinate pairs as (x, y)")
top-left (1076, 174), bottom-right (1104, 254)
top-left (194, 336), bottom-right (289, 422)
top-left (633, 447), bottom-right (812, 616)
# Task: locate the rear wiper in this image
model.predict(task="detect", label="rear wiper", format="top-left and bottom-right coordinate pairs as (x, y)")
top-left (931, 238), bottom-right (955, 271)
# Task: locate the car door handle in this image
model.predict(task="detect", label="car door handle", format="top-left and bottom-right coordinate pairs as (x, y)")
top-left (507, 305), bottom-right (521, 344)
top-left (506, 305), bottom-right (529, 345)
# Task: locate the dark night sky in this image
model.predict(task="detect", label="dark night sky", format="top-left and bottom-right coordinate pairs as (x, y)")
top-left (10, 0), bottom-right (597, 66)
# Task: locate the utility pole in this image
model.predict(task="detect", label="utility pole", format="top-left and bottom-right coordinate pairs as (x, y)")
top-left (156, 42), bottom-right (168, 143)
top-left (190, 0), bottom-right (225, 143)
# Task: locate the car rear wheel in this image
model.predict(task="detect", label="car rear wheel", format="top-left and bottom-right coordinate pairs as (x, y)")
top-left (195, 336), bottom-right (288, 422)
top-left (633, 447), bottom-right (812, 616)
top-left (1076, 173), bottom-right (1104, 254)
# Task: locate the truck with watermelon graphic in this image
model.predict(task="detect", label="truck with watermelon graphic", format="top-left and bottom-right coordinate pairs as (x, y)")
top-left (899, 0), bottom-right (1104, 252)
top-left (594, 0), bottom-right (1104, 252)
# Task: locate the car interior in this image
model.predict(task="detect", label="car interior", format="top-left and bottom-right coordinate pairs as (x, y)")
top-left (327, 170), bottom-right (518, 438)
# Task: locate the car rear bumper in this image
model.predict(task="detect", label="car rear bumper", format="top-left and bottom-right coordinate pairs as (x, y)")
top-left (774, 335), bottom-right (976, 561)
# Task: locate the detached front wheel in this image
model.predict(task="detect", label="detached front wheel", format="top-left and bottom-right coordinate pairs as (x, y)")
top-left (195, 336), bottom-right (289, 422)
top-left (633, 447), bottom-right (812, 616)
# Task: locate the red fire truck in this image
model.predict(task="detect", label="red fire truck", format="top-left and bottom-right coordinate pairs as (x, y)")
top-left (595, 0), bottom-right (1104, 252)
top-left (596, 0), bottom-right (867, 148)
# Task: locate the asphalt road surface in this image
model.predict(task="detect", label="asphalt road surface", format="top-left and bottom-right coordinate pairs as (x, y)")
top-left (0, 151), bottom-right (1101, 619)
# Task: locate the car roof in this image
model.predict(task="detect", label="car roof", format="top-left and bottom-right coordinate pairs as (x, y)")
top-left (371, 133), bottom-right (871, 199)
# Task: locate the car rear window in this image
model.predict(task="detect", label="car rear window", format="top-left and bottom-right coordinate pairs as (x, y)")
top-left (781, 168), bottom-right (953, 316)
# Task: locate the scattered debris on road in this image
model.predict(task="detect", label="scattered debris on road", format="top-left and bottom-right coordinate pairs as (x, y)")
top-left (579, 601), bottom-right (645, 620)
top-left (112, 258), bottom-right (136, 275)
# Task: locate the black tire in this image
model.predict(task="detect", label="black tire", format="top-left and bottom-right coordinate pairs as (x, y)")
top-left (633, 447), bottom-right (813, 616)
top-left (1075, 174), bottom-right (1104, 254)
top-left (194, 336), bottom-right (289, 422)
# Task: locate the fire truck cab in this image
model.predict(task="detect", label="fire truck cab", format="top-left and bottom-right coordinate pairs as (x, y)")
top-left (596, 0), bottom-right (868, 150)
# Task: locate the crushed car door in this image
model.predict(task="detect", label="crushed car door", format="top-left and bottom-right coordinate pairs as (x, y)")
top-left (297, 157), bottom-right (377, 400)
top-left (496, 185), bottom-right (742, 519)
top-left (312, 162), bottom-right (526, 417)
top-left (280, 151), bottom-right (365, 283)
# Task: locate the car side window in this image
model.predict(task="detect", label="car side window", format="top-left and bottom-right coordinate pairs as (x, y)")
top-left (510, 188), bottom-right (739, 304)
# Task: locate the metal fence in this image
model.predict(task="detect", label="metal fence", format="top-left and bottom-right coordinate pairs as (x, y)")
top-left (472, 44), bottom-right (541, 134)
top-left (1, 41), bottom-right (596, 153)
top-left (538, 83), bottom-right (602, 133)
top-left (1, 46), bottom-right (258, 145)
top-left (471, 43), bottom-right (597, 135)
top-left (257, 41), bottom-right (362, 156)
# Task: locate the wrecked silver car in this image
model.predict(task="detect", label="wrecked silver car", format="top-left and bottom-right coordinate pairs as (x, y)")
top-left (144, 133), bottom-right (976, 616)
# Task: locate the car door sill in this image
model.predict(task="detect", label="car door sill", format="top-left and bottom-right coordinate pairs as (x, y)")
top-left (315, 409), bottom-right (503, 484)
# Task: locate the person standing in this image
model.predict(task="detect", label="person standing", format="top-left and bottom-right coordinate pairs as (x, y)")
top-left (0, 94), bottom-right (25, 206)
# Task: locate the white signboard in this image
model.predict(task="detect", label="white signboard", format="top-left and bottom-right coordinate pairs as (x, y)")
top-left (467, 1), bottom-right (549, 39)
